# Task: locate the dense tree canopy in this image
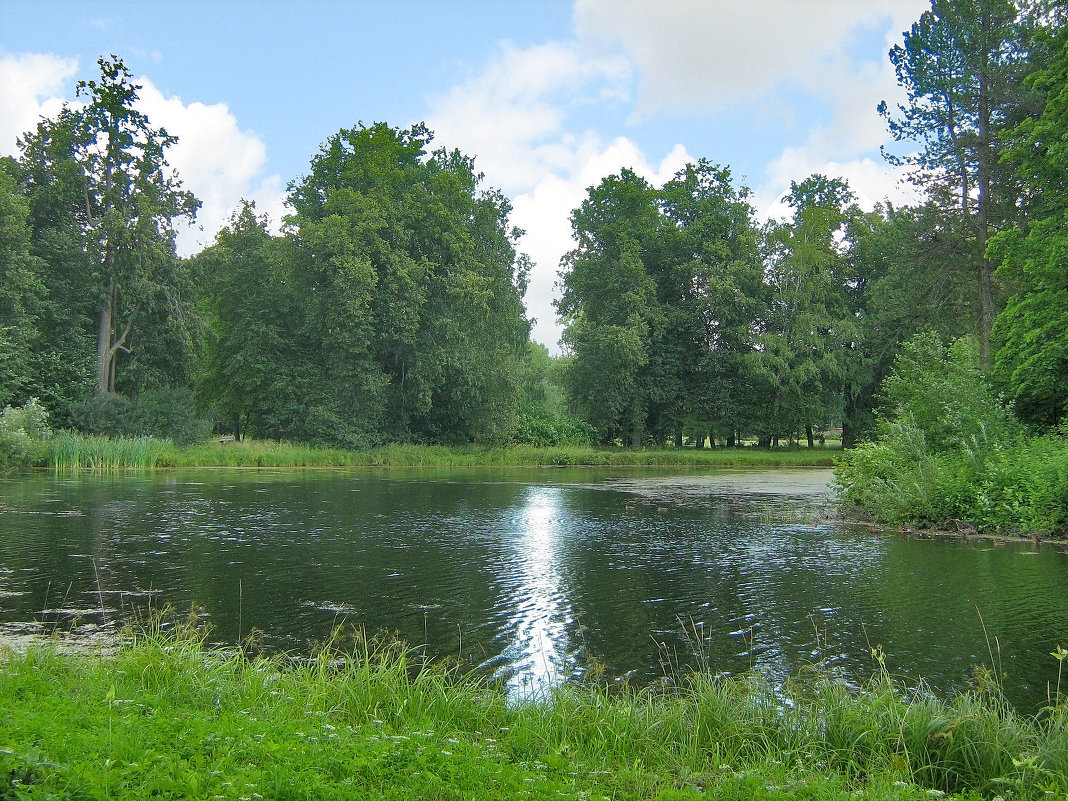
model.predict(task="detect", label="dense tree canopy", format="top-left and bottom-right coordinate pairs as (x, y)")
top-left (991, 19), bottom-right (1068, 428)
top-left (2, 5), bottom-right (1066, 451)
top-left (192, 123), bottom-right (532, 447)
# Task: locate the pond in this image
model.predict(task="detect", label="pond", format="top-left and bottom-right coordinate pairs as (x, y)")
top-left (1, 467), bottom-right (1066, 708)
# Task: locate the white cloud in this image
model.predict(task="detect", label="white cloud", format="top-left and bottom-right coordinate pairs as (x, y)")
top-left (427, 40), bottom-right (630, 192)
top-left (0, 52), bottom-right (78, 155)
top-left (756, 146), bottom-right (920, 222)
top-left (573, 0), bottom-right (928, 119)
top-left (513, 138), bottom-right (692, 351)
top-left (134, 79), bottom-right (286, 254)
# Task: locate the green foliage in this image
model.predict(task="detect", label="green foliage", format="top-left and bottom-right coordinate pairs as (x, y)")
top-left (753, 175), bottom-right (862, 444)
top-left (192, 124), bottom-right (530, 449)
top-left (0, 397), bottom-right (51, 470)
top-left (2, 633), bottom-right (1067, 800)
top-left (0, 162), bottom-right (46, 408)
top-left (991, 22), bottom-right (1068, 430)
top-left (68, 387), bottom-right (210, 446)
top-left (879, 0), bottom-right (1043, 363)
top-left (834, 333), bottom-right (1068, 533)
top-left (511, 412), bottom-right (594, 448)
top-left (16, 57), bottom-right (200, 399)
top-left (878, 334), bottom-right (1018, 451)
top-left (49, 430), bottom-right (168, 470)
top-left (558, 163), bottom-right (767, 447)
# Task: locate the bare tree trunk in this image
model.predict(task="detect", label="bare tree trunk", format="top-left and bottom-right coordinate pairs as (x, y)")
top-left (95, 298), bottom-right (112, 396)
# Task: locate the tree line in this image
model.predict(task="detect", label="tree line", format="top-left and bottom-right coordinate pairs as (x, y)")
top-left (1, 0), bottom-right (1066, 451)
top-left (558, 0), bottom-right (1068, 447)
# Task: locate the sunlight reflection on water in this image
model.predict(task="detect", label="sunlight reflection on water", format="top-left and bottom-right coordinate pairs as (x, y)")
top-left (491, 486), bottom-right (574, 699)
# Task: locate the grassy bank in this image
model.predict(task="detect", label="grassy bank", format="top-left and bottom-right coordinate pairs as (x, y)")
top-left (2, 629), bottom-right (1066, 800)
top-left (43, 432), bottom-right (839, 470)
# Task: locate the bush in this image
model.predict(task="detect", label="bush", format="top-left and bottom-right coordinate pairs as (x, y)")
top-left (512, 410), bottom-right (595, 447)
top-left (69, 387), bottom-right (211, 446)
top-left (0, 397), bottom-right (51, 470)
top-left (125, 387), bottom-right (212, 446)
top-left (833, 334), bottom-right (1068, 533)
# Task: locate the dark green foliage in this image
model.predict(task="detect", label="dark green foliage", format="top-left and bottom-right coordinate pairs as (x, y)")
top-left (280, 122), bottom-right (530, 447)
top-left (752, 176), bottom-right (862, 446)
top-left (878, 0), bottom-right (1042, 363)
top-left (0, 162), bottom-right (46, 408)
top-left (6, 56), bottom-right (200, 430)
top-left (991, 21), bottom-right (1068, 429)
top-left (69, 387), bottom-right (210, 445)
top-left (558, 163), bottom-right (766, 447)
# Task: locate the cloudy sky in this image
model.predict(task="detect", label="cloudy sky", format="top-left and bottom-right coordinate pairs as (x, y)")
top-left (1, 0), bottom-right (928, 351)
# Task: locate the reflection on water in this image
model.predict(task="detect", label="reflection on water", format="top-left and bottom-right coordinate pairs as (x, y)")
top-left (493, 487), bottom-right (573, 697)
top-left (1, 467), bottom-right (1067, 710)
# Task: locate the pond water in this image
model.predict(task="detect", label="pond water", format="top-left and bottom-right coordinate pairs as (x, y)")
top-left (1, 467), bottom-right (1066, 708)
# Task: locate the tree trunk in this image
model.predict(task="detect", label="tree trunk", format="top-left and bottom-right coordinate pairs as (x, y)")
top-left (842, 420), bottom-right (856, 450)
top-left (674, 426), bottom-right (683, 448)
top-left (629, 404), bottom-right (644, 448)
top-left (806, 424), bottom-right (815, 449)
top-left (95, 300), bottom-right (112, 396)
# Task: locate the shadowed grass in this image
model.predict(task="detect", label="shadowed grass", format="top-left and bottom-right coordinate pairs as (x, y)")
top-left (2, 626), bottom-right (1066, 800)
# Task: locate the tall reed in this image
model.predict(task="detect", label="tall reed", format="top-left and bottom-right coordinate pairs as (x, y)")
top-left (49, 431), bottom-right (167, 470)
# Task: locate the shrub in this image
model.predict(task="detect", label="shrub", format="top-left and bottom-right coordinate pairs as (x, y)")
top-left (69, 388), bottom-right (211, 446)
top-left (0, 397), bottom-right (51, 470)
top-left (512, 410), bottom-right (595, 447)
top-left (832, 334), bottom-right (1068, 533)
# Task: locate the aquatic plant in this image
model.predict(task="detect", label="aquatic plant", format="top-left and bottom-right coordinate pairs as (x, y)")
top-left (49, 431), bottom-right (167, 471)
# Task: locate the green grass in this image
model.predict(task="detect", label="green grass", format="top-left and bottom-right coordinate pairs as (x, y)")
top-left (42, 433), bottom-right (839, 471)
top-left (2, 626), bottom-right (1066, 800)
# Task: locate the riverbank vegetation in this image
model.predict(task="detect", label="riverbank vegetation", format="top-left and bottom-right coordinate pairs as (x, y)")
top-left (834, 334), bottom-right (1068, 536)
top-left (23, 424), bottom-right (841, 471)
top-left (3, 627), bottom-right (1068, 800)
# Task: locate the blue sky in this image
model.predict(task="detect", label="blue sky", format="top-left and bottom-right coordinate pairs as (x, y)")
top-left (1, 0), bottom-right (929, 350)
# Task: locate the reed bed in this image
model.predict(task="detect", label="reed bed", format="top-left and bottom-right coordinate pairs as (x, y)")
top-left (43, 434), bottom-right (839, 471)
top-left (49, 430), bottom-right (169, 470)
top-left (1, 625), bottom-right (1065, 799)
